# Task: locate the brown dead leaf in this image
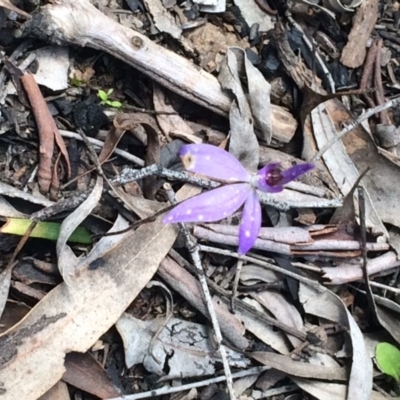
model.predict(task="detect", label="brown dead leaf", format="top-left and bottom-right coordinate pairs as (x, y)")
top-left (218, 48), bottom-right (260, 171)
top-left (113, 113), bottom-right (161, 199)
top-left (62, 352), bottom-right (120, 398)
top-left (38, 381), bottom-right (70, 400)
top-left (0, 301), bottom-right (30, 334)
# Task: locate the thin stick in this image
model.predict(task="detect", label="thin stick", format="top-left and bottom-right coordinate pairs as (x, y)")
top-left (164, 183), bottom-right (236, 400)
top-left (373, 39), bottom-right (390, 124)
top-left (358, 186), bottom-right (379, 324)
top-left (113, 165), bottom-right (343, 210)
top-left (311, 97), bottom-right (400, 162)
top-left (59, 129), bottom-right (145, 166)
top-left (230, 259), bottom-right (244, 312)
top-left (198, 245), bottom-right (321, 289)
top-left (368, 281), bottom-right (400, 293)
top-left (77, 128), bottom-right (104, 177)
top-left (105, 366), bottom-right (273, 400)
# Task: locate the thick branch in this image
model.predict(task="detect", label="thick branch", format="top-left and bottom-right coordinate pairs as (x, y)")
top-left (20, 0), bottom-right (296, 144)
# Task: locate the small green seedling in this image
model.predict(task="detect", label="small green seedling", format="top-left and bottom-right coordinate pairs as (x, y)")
top-left (375, 342), bottom-right (400, 382)
top-left (97, 88), bottom-right (122, 108)
top-left (70, 77), bottom-right (84, 87)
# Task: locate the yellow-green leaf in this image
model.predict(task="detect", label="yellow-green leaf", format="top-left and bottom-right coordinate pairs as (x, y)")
top-left (1, 218), bottom-right (92, 244)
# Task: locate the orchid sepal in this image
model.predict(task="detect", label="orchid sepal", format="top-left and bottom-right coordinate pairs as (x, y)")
top-left (238, 191), bottom-right (262, 254)
top-left (179, 144), bottom-right (251, 183)
top-left (163, 183), bottom-right (250, 224)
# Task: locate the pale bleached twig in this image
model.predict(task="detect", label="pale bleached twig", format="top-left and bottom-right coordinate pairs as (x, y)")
top-left (114, 164), bottom-right (218, 189)
top-left (321, 251), bottom-right (400, 285)
top-left (230, 259), bottom-right (244, 312)
top-left (163, 183), bottom-right (236, 400)
top-left (198, 245), bottom-right (320, 288)
top-left (194, 225), bottom-right (388, 254)
top-left (105, 366), bottom-right (273, 400)
top-left (311, 97), bottom-right (400, 162)
top-left (59, 129), bottom-right (145, 166)
top-left (368, 281), bottom-right (400, 294)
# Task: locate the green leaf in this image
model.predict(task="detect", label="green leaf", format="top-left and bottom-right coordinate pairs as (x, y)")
top-left (70, 77), bottom-right (83, 87)
top-left (376, 342), bottom-right (400, 382)
top-left (97, 90), bottom-right (108, 101)
top-left (110, 101), bottom-right (122, 108)
top-left (1, 218), bottom-right (92, 244)
top-left (107, 88), bottom-right (114, 96)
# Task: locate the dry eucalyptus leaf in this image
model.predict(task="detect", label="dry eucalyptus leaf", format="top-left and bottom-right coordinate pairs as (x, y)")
top-left (0, 265), bottom-right (13, 320)
top-left (0, 195), bottom-right (26, 218)
top-left (0, 186), bottom-right (201, 399)
top-left (56, 176), bottom-right (103, 281)
top-left (324, 99), bottom-right (400, 233)
top-left (33, 47), bottom-right (70, 91)
top-left (143, 0), bottom-right (182, 39)
top-left (322, 0), bottom-right (363, 12)
top-left (299, 282), bottom-right (372, 400)
top-left (239, 298), bottom-right (291, 355)
top-left (116, 314), bottom-right (250, 377)
top-left (0, 182), bottom-right (53, 207)
top-left (373, 296), bottom-right (400, 345)
top-left (250, 352), bottom-right (347, 381)
top-left (218, 47), bottom-right (259, 171)
top-left (252, 291), bottom-right (304, 348)
top-left (310, 103), bottom-right (387, 238)
top-left (233, 0), bottom-right (274, 31)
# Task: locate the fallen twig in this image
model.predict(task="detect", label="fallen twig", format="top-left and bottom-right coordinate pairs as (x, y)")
top-left (59, 130), bottom-right (144, 166)
top-left (105, 366), bottom-right (276, 400)
top-left (113, 164), bottom-right (343, 210)
top-left (164, 184), bottom-right (236, 400)
top-left (311, 96), bottom-right (400, 162)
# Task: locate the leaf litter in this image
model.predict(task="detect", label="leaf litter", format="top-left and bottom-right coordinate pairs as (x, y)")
top-left (0, 0), bottom-right (400, 399)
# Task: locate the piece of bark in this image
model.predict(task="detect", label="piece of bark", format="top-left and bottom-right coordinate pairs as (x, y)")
top-left (322, 251), bottom-right (400, 284)
top-left (193, 225), bottom-right (388, 256)
top-left (340, 0), bottom-right (379, 68)
top-left (20, 0), bottom-right (296, 144)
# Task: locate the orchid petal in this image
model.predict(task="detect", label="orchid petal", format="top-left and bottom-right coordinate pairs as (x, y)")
top-left (179, 144), bottom-right (251, 182)
top-left (164, 183), bottom-right (250, 224)
top-left (255, 162), bottom-right (314, 193)
top-left (238, 191), bottom-right (261, 254)
top-left (279, 163), bottom-right (314, 185)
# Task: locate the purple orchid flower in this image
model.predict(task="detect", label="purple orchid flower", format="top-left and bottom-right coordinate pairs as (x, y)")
top-left (164, 144), bottom-right (314, 254)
